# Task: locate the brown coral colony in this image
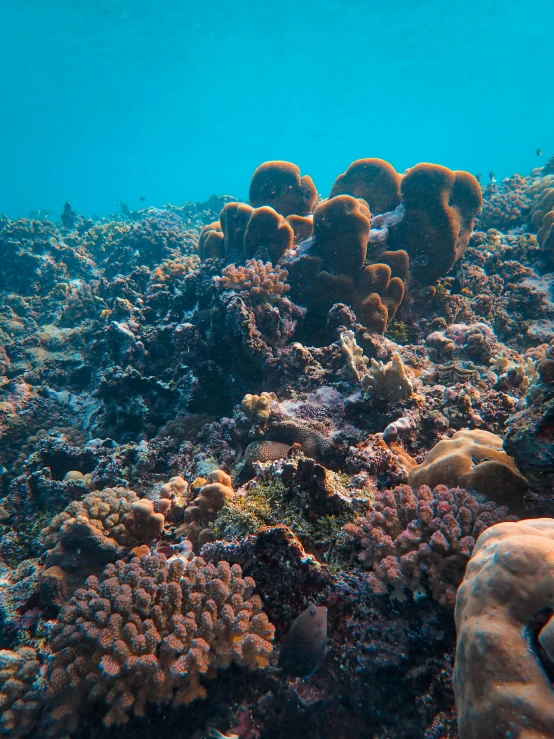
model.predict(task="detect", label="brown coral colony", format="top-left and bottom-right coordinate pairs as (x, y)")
top-left (199, 158), bottom-right (482, 334)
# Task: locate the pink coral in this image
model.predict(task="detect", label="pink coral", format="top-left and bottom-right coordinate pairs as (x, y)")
top-left (45, 553), bottom-right (274, 732)
top-left (345, 484), bottom-right (515, 607)
top-left (220, 259), bottom-right (290, 303)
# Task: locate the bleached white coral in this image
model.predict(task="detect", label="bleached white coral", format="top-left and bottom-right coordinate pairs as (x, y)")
top-left (362, 352), bottom-right (413, 401)
top-left (340, 330), bottom-right (368, 381)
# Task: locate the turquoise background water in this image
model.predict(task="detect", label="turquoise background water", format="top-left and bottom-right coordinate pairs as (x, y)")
top-left (1, 0), bottom-right (552, 219)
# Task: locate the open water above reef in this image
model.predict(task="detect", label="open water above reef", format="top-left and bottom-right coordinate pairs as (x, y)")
top-left (1, 0), bottom-right (554, 217)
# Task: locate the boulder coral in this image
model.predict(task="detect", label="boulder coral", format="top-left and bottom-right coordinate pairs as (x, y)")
top-left (454, 519), bottom-right (554, 739)
top-left (249, 161), bottom-right (318, 217)
top-left (286, 195), bottom-right (407, 333)
top-left (329, 157), bottom-right (402, 214)
top-left (387, 163), bottom-right (482, 284)
top-left (408, 429), bottom-right (529, 513)
top-left (178, 470), bottom-right (235, 550)
top-left (45, 554), bottom-right (274, 732)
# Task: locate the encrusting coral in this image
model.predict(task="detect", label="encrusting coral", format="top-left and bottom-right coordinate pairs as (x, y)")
top-left (361, 351), bottom-right (413, 401)
top-left (45, 553), bottom-right (274, 731)
top-left (408, 429), bottom-right (529, 513)
top-left (454, 519), bottom-right (554, 738)
top-left (344, 484), bottom-right (514, 607)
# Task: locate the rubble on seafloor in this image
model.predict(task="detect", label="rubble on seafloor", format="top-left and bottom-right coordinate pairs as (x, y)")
top-left (1, 158), bottom-right (554, 738)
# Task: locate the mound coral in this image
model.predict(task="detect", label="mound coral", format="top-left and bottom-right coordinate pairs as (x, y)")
top-left (221, 260), bottom-right (290, 303)
top-left (454, 519), bottom-right (554, 738)
top-left (345, 484), bottom-right (514, 607)
top-left (123, 499), bottom-right (166, 542)
top-left (329, 158), bottom-right (402, 214)
top-left (45, 554), bottom-right (274, 731)
top-left (387, 163), bottom-right (482, 284)
top-left (286, 195), bottom-right (407, 333)
top-left (179, 470), bottom-right (235, 550)
top-left (249, 161), bottom-right (318, 217)
top-left (241, 392), bottom-right (273, 423)
top-left (361, 351), bottom-right (413, 401)
top-left (408, 429), bottom-right (528, 513)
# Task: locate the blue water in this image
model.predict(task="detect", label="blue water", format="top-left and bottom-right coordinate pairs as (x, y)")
top-left (1, 0), bottom-right (553, 219)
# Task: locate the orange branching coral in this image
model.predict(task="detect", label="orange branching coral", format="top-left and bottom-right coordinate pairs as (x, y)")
top-left (221, 260), bottom-right (290, 303)
top-left (149, 256), bottom-right (200, 285)
top-left (249, 161), bottom-right (318, 217)
top-left (45, 554), bottom-right (274, 732)
top-left (387, 163), bottom-right (482, 284)
top-left (330, 158), bottom-right (402, 214)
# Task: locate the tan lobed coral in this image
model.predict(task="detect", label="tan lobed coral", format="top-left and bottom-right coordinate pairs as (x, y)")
top-left (454, 519), bottom-right (554, 739)
top-left (490, 353), bottom-right (538, 393)
top-left (241, 392), bottom-right (273, 423)
top-left (361, 352), bottom-right (413, 401)
top-left (408, 429), bottom-right (529, 513)
top-left (178, 470), bottom-right (235, 550)
top-left (0, 647), bottom-right (42, 736)
top-left (340, 330), bottom-right (369, 381)
top-left (46, 554), bottom-right (274, 732)
top-left (221, 260), bottom-right (290, 303)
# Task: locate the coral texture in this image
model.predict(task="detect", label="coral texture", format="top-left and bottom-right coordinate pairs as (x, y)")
top-left (330, 158), bottom-right (402, 214)
top-left (46, 554), bottom-right (274, 731)
top-left (286, 195), bottom-right (407, 333)
top-left (454, 519), bottom-right (554, 738)
top-left (0, 647), bottom-right (42, 736)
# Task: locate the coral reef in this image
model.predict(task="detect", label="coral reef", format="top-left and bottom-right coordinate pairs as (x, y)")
top-left (454, 519), bottom-right (554, 738)
top-left (362, 351), bottom-right (413, 400)
top-left (1, 155), bottom-right (554, 737)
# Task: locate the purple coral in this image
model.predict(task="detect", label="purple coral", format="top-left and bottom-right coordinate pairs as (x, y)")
top-left (45, 553), bottom-right (274, 732)
top-left (345, 484), bottom-right (515, 607)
